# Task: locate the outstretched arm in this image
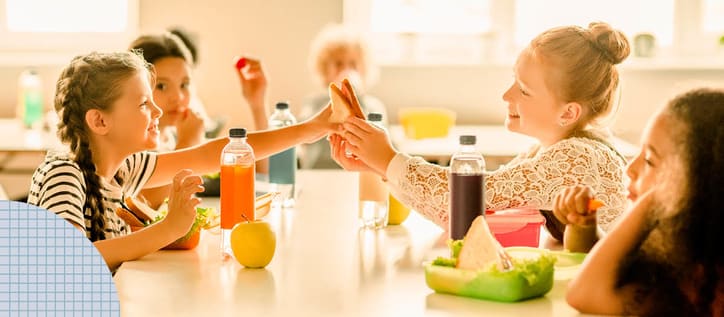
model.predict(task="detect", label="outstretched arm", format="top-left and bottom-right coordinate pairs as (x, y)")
top-left (146, 104), bottom-right (334, 188)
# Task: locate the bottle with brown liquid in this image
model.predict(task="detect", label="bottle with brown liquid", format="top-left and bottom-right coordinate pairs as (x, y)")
top-left (449, 135), bottom-right (486, 240)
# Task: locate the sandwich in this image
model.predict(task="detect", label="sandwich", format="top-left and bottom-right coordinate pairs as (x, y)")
top-left (328, 78), bottom-right (365, 123)
top-left (115, 196), bottom-right (161, 231)
top-left (456, 215), bottom-right (505, 270)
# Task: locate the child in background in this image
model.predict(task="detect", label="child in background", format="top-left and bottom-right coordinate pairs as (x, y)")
top-left (331, 22), bottom-right (630, 237)
top-left (299, 23), bottom-right (388, 169)
top-left (26, 51), bottom-right (333, 271)
top-left (566, 88), bottom-right (724, 316)
top-left (129, 32), bottom-right (270, 208)
top-left (167, 26), bottom-right (271, 139)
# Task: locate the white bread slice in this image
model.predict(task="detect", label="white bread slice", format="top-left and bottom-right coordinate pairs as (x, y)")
top-left (328, 79), bottom-right (365, 123)
top-left (456, 215), bottom-right (503, 270)
top-left (124, 196), bottom-right (161, 223)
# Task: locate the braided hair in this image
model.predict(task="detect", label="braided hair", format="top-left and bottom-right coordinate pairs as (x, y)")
top-left (54, 51), bottom-right (150, 241)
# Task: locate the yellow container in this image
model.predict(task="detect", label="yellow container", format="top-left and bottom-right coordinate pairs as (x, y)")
top-left (398, 107), bottom-right (456, 139)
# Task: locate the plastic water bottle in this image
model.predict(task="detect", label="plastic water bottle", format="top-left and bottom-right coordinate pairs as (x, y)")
top-left (220, 128), bottom-right (256, 259)
top-left (268, 102), bottom-right (297, 208)
top-left (449, 135), bottom-right (486, 240)
top-left (358, 112), bottom-right (389, 229)
top-left (17, 70), bottom-right (44, 129)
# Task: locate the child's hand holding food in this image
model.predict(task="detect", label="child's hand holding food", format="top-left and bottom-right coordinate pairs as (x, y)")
top-left (164, 169), bottom-right (204, 237)
top-left (553, 185), bottom-right (601, 227)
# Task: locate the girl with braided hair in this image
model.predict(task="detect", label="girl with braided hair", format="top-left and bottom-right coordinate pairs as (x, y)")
top-left (331, 21), bottom-right (631, 241)
top-left (27, 51), bottom-right (333, 271)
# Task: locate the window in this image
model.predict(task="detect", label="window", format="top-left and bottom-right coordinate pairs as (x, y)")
top-left (0, 0), bottom-right (138, 65)
top-left (703, 0), bottom-right (724, 33)
top-left (514, 0), bottom-right (674, 46)
top-left (345, 0), bottom-right (724, 66)
top-left (345, 0), bottom-right (497, 65)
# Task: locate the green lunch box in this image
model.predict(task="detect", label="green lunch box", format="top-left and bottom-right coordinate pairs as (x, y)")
top-left (424, 247), bottom-right (585, 302)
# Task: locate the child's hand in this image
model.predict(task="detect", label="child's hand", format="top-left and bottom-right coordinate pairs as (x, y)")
top-left (553, 185), bottom-right (598, 227)
top-left (302, 102), bottom-right (335, 143)
top-left (235, 57), bottom-right (267, 108)
top-left (329, 133), bottom-right (378, 174)
top-left (164, 170), bottom-right (204, 237)
top-left (340, 117), bottom-right (397, 176)
top-left (175, 109), bottom-right (205, 149)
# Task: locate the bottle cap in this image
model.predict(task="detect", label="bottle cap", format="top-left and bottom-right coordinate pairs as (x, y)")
top-left (367, 112), bottom-right (383, 122)
top-left (229, 128), bottom-right (247, 138)
top-left (275, 102), bottom-right (289, 110)
top-left (459, 135), bottom-right (476, 145)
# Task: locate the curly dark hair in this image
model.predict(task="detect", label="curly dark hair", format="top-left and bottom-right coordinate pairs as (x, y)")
top-left (616, 88), bottom-right (724, 316)
top-left (54, 51), bottom-right (150, 241)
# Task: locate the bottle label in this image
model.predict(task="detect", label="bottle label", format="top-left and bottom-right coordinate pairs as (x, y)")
top-left (269, 147), bottom-right (296, 184)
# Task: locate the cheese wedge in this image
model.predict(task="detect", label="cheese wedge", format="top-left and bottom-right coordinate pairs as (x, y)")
top-left (456, 215), bottom-right (503, 270)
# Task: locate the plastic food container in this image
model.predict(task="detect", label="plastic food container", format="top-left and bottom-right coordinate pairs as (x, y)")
top-left (487, 209), bottom-right (545, 247)
top-left (398, 107), bottom-right (456, 139)
top-left (424, 247), bottom-right (587, 302)
top-left (424, 248), bottom-right (556, 302)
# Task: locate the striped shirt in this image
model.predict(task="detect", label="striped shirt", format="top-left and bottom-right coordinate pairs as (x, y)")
top-left (27, 150), bottom-right (157, 241)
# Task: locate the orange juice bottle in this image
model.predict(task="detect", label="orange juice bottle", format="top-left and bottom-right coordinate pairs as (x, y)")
top-left (220, 128), bottom-right (255, 258)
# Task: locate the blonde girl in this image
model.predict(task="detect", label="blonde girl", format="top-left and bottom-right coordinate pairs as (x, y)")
top-left (332, 22), bottom-right (631, 237)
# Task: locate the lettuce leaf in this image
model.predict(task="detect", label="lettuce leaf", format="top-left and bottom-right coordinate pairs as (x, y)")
top-left (147, 206), bottom-right (213, 241)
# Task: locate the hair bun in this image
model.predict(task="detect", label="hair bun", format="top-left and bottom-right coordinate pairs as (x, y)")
top-left (587, 22), bottom-right (630, 65)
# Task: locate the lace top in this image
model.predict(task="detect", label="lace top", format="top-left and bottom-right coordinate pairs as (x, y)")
top-left (385, 137), bottom-right (628, 233)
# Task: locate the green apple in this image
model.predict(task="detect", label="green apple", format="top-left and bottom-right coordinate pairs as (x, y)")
top-left (230, 220), bottom-right (276, 268)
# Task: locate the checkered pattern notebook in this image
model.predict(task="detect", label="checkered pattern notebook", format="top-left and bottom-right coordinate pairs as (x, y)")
top-left (0, 200), bottom-right (119, 316)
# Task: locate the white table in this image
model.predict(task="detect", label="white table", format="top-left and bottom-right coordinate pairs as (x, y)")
top-left (0, 119), bottom-right (62, 174)
top-left (114, 171), bottom-right (585, 316)
top-left (389, 125), bottom-right (639, 167)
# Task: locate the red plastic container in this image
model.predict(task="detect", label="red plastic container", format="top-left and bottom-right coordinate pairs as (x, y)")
top-left (486, 209), bottom-right (545, 247)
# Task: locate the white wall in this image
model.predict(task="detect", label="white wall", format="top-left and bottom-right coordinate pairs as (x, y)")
top-left (1, 0), bottom-right (723, 142)
top-left (138, 0), bottom-right (343, 130)
top-left (2, 0), bottom-right (724, 199)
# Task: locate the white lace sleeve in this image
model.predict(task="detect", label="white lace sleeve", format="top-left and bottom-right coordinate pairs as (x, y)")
top-left (386, 138), bottom-right (628, 232)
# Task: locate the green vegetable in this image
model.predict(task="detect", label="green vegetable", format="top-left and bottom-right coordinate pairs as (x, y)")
top-left (431, 239), bottom-right (463, 267)
top-left (204, 172), bottom-right (220, 180)
top-left (432, 256), bottom-right (457, 267)
top-left (147, 206), bottom-right (213, 241)
top-left (448, 239), bottom-right (463, 258)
